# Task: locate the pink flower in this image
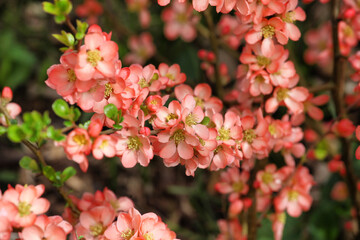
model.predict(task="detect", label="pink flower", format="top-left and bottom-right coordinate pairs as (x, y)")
top-left (157, 123), bottom-right (199, 166)
top-left (104, 208), bottom-right (141, 239)
top-left (0, 87), bottom-right (21, 126)
top-left (256, 164), bottom-right (283, 194)
top-left (92, 135), bottom-right (117, 160)
top-left (75, 25), bottom-right (118, 81)
top-left (161, 1), bottom-right (199, 42)
top-left (281, 0), bottom-right (306, 41)
top-left (115, 114), bottom-right (154, 168)
top-left (75, 205), bottom-right (116, 239)
top-left (245, 17), bottom-right (287, 57)
top-left (175, 83), bottom-right (223, 113)
top-left (274, 185), bottom-right (312, 217)
top-left (154, 100), bottom-right (182, 129)
top-left (216, 219), bottom-right (245, 240)
top-left (21, 215), bottom-right (72, 240)
top-left (2, 184), bottom-right (50, 228)
top-left (215, 167), bottom-right (249, 202)
top-left (332, 118), bottom-right (356, 138)
top-left (158, 63), bottom-right (186, 88)
top-left (269, 212), bottom-right (286, 240)
top-left (62, 128), bottom-right (92, 172)
top-left (265, 86), bottom-right (309, 114)
top-left (124, 32), bottom-right (156, 65)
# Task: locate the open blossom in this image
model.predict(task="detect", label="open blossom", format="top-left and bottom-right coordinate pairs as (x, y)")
top-left (265, 86), bottom-right (309, 114)
top-left (217, 15), bottom-right (242, 49)
top-left (245, 17), bottom-right (288, 57)
top-left (92, 135), bottom-right (117, 160)
top-left (175, 83), bottom-right (223, 113)
top-left (104, 207), bottom-right (176, 240)
top-left (75, 205), bottom-right (116, 240)
top-left (75, 25), bottom-right (118, 81)
top-left (158, 63), bottom-right (186, 88)
top-left (62, 128), bottom-right (92, 172)
top-left (215, 167), bottom-right (250, 202)
top-left (216, 219), bottom-right (244, 240)
top-left (21, 215), bottom-right (72, 240)
top-left (124, 32), bottom-right (156, 65)
top-left (2, 184), bottom-right (50, 228)
top-left (161, 1), bottom-right (199, 42)
top-left (115, 114), bottom-right (154, 168)
top-left (255, 164), bottom-right (284, 194)
top-left (281, 0), bottom-right (306, 41)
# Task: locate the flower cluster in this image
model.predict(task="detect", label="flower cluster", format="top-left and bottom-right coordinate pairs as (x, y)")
top-left (65, 188), bottom-right (176, 240)
top-left (0, 184), bottom-right (72, 240)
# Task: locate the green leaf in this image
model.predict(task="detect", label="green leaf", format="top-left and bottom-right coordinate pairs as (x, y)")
top-left (72, 107), bottom-right (81, 122)
top-left (54, 14), bottom-right (66, 24)
top-left (104, 104), bottom-right (118, 121)
top-left (19, 156), bottom-right (40, 173)
top-left (76, 20), bottom-right (88, 40)
top-left (56, 0), bottom-right (72, 14)
top-left (0, 126), bottom-right (7, 135)
top-left (52, 31), bottom-right (75, 47)
top-left (46, 126), bottom-right (65, 141)
top-left (61, 166), bottom-right (76, 183)
top-left (200, 116), bottom-right (210, 125)
top-left (52, 99), bottom-right (70, 119)
top-left (7, 125), bottom-right (25, 142)
top-left (113, 124), bottom-right (123, 130)
top-left (43, 165), bottom-right (56, 182)
top-left (63, 120), bottom-right (73, 127)
top-left (42, 2), bottom-right (59, 15)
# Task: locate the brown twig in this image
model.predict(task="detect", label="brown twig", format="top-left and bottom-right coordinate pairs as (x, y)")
top-left (331, 0), bottom-right (360, 238)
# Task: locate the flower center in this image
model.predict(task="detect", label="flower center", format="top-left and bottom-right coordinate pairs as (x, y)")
top-left (288, 190), bottom-right (299, 201)
top-left (121, 229), bottom-right (134, 240)
top-left (185, 113), bottom-right (198, 126)
top-left (262, 172), bottom-right (273, 184)
top-left (261, 25), bottom-right (275, 38)
top-left (232, 181), bottom-right (244, 193)
top-left (276, 88), bottom-right (289, 101)
top-left (217, 127), bottom-right (230, 141)
top-left (214, 145), bottom-right (223, 153)
top-left (171, 129), bottom-right (185, 144)
top-left (176, 13), bottom-right (187, 23)
top-left (104, 83), bottom-right (113, 99)
top-left (67, 69), bottom-right (76, 82)
top-left (166, 73), bottom-right (175, 81)
top-left (100, 140), bottom-right (108, 149)
top-left (90, 223), bottom-right (105, 237)
top-left (73, 134), bottom-right (88, 145)
top-left (243, 129), bottom-right (256, 144)
top-left (268, 124), bottom-right (277, 136)
top-left (127, 136), bottom-right (142, 150)
top-left (283, 11), bottom-right (295, 23)
top-left (144, 233), bottom-right (155, 240)
top-left (194, 97), bottom-right (204, 108)
top-left (344, 25), bottom-right (354, 37)
top-left (18, 201), bottom-right (31, 217)
top-left (256, 56), bottom-right (271, 67)
top-left (166, 113), bottom-right (178, 122)
top-left (87, 50), bottom-right (102, 67)
top-left (139, 78), bottom-right (150, 88)
top-left (255, 75), bottom-right (265, 83)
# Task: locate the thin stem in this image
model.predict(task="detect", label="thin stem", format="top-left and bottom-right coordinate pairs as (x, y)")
top-left (65, 15), bottom-right (77, 35)
top-left (331, 0), bottom-right (360, 237)
top-left (203, 9), bottom-right (224, 99)
top-left (309, 82), bottom-right (335, 93)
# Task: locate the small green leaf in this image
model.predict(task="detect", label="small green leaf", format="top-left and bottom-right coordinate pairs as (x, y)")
top-left (61, 166), bottom-right (76, 183)
top-left (200, 116), bottom-right (210, 125)
top-left (72, 107), bottom-right (81, 122)
top-left (46, 126), bottom-right (65, 141)
top-left (43, 111), bottom-right (51, 125)
top-left (56, 0), bottom-right (72, 14)
top-left (42, 2), bottom-right (59, 15)
top-left (54, 14), bottom-right (66, 24)
top-left (104, 104), bottom-right (118, 121)
top-left (43, 165), bottom-right (56, 182)
top-left (113, 124), bottom-right (123, 130)
top-left (19, 156), bottom-right (40, 173)
top-left (52, 31), bottom-right (75, 47)
top-left (76, 20), bottom-right (88, 40)
top-left (52, 99), bottom-right (70, 119)
top-left (7, 125), bottom-right (25, 142)
top-left (63, 120), bottom-right (73, 127)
